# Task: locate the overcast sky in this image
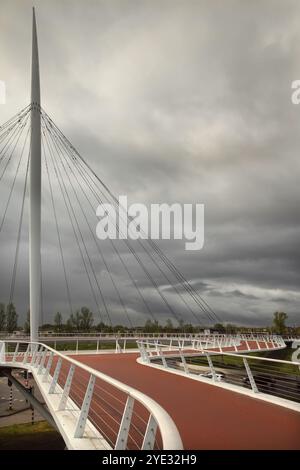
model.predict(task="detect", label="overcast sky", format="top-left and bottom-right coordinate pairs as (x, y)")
top-left (0, 0), bottom-right (299, 327)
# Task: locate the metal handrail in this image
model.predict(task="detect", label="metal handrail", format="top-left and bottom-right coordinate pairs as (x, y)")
top-left (137, 339), bottom-right (300, 406)
top-left (0, 340), bottom-right (183, 450)
top-left (138, 340), bottom-right (295, 365)
top-left (137, 335), bottom-right (286, 356)
top-left (0, 332), bottom-right (286, 338)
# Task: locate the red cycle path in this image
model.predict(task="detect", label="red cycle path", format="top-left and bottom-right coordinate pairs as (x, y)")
top-left (75, 353), bottom-right (300, 450)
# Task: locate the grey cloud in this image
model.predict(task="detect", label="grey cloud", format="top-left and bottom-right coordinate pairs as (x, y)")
top-left (0, 0), bottom-right (299, 326)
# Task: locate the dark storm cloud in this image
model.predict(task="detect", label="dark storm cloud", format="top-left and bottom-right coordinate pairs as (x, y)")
top-left (0, 0), bottom-right (299, 326)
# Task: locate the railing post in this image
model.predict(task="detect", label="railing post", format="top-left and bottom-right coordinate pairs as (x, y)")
top-left (243, 358), bottom-right (258, 393)
top-left (160, 350), bottom-right (167, 368)
top-left (180, 353), bottom-right (189, 374)
top-left (205, 353), bottom-right (217, 381)
top-left (142, 415), bottom-right (157, 450)
top-left (139, 342), bottom-right (150, 363)
top-left (34, 345), bottom-right (43, 368)
top-left (48, 358), bottom-right (62, 393)
top-left (42, 351), bottom-right (54, 382)
top-left (12, 342), bottom-right (19, 362)
top-left (0, 341), bottom-right (5, 363)
top-left (115, 396), bottom-right (134, 450)
top-left (74, 374), bottom-right (95, 438)
top-left (22, 343), bottom-right (30, 364)
top-left (30, 343), bottom-right (39, 365)
top-left (58, 364), bottom-right (75, 410)
top-left (37, 349), bottom-right (47, 374)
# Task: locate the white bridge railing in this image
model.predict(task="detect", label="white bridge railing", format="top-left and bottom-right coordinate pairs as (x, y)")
top-left (0, 341), bottom-right (182, 450)
top-left (137, 339), bottom-right (300, 406)
top-left (0, 333), bottom-right (285, 356)
top-left (137, 334), bottom-right (286, 357)
top-left (0, 333), bottom-right (286, 358)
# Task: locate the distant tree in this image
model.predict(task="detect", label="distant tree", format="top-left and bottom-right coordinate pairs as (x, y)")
top-left (66, 318), bottom-right (74, 332)
top-left (178, 318), bottom-right (185, 331)
top-left (68, 308), bottom-right (94, 331)
top-left (54, 312), bottom-right (63, 332)
top-left (6, 303), bottom-right (18, 333)
top-left (80, 307), bottom-right (93, 331)
top-left (40, 323), bottom-right (54, 331)
top-left (165, 319), bottom-right (174, 331)
top-left (69, 311), bottom-right (82, 331)
top-left (24, 310), bottom-right (30, 335)
top-left (272, 312), bottom-right (288, 335)
top-left (144, 319), bottom-right (160, 333)
top-left (213, 323), bottom-right (226, 333)
top-left (144, 320), bottom-right (153, 332)
top-left (184, 323), bottom-right (195, 333)
top-left (96, 321), bottom-right (107, 332)
top-left (225, 323), bottom-right (237, 334)
top-left (0, 303), bottom-right (6, 331)
top-left (113, 324), bottom-right (126, 334)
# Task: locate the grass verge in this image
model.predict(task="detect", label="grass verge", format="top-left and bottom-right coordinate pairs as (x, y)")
top-left (0, 421), bottom-right (65, 450)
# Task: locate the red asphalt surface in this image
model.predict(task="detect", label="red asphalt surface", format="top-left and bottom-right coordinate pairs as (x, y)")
top-left (75, 352), bottom-right (300, 450)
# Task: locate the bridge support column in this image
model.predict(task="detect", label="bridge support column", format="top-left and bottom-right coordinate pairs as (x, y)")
top-left (29, 8), bottom-right (42, 343)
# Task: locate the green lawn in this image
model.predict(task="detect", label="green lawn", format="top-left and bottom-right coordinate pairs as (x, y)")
top-left (0, 421), bottom-right (65, 450)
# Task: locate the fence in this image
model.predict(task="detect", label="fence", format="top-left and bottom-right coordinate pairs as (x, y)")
top-left (137, 340), bottom-right (300, 405)
top-left (0, 341), bottom-right (182, 450)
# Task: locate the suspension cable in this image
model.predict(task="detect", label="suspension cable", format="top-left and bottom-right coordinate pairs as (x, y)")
top-left (42, 114), bottom-right (182, 325)
top-left (9, 147), bottom-right (30, 304)
top-left (42, 136), bottom-right (74, 319)
top-left (44, 123), bottom-right (133, 328)
top-left (42, 125), bottom-right (107, 325)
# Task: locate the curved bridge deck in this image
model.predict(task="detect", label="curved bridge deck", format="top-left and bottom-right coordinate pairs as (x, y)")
top-left (75, 352), bottom-right (300, 450)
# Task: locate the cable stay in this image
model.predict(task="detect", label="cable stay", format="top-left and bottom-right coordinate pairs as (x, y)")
top-left (0, 103), bottom-right (222, 328)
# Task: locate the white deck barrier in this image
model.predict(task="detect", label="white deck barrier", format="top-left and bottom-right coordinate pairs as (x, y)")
top-left (0, 341), bottom-right (182, 451)
top-left (137, 338), bottom-right (300, 407)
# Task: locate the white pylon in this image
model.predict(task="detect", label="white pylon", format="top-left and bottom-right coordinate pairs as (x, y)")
top-left (29, 7), bottom-right (41, 342)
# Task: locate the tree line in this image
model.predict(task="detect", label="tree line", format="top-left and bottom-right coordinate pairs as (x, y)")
top-left (0, 304), bottom-right (297, 335)
top-left (0, 303), bottom-right (18, 333)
